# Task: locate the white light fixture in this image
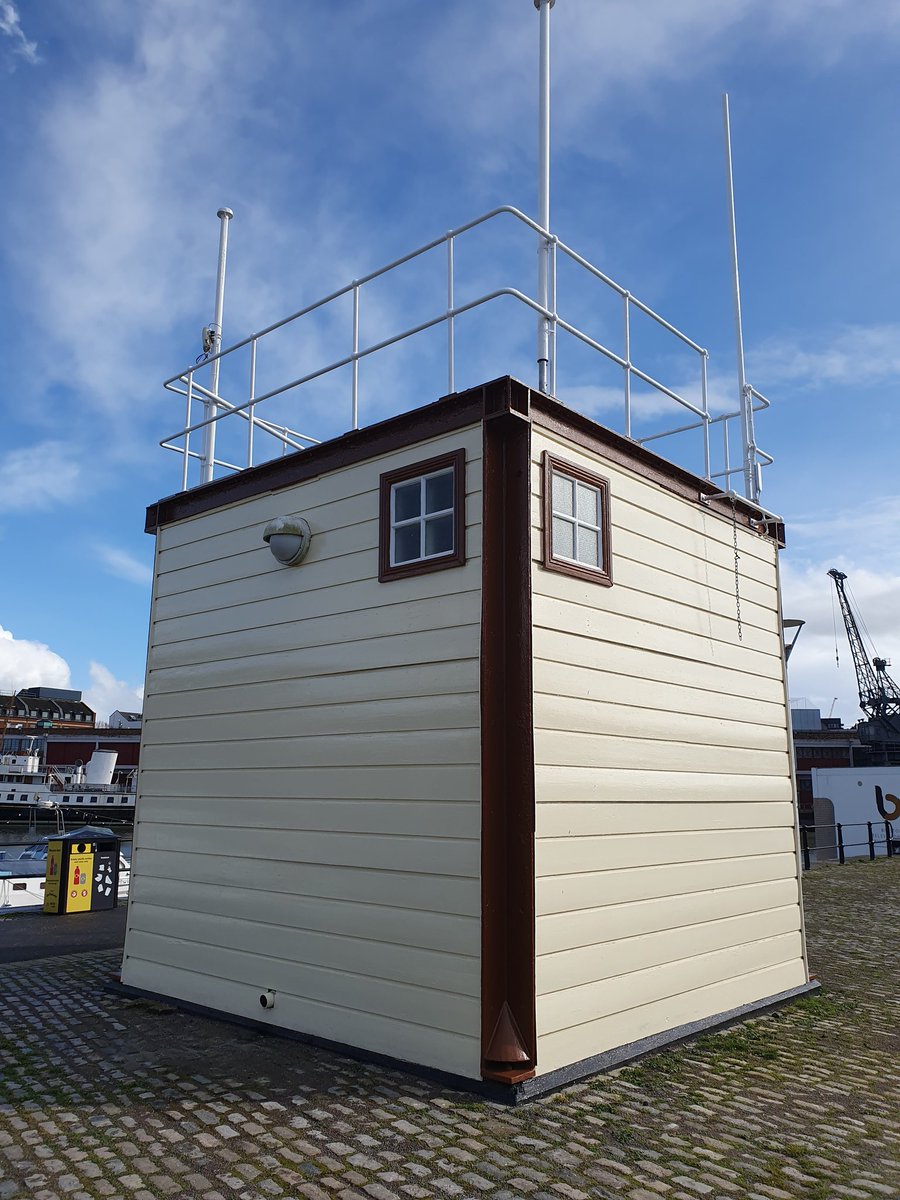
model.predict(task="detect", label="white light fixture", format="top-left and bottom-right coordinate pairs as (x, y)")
top-left (263, 516), bottom-right (312, 566)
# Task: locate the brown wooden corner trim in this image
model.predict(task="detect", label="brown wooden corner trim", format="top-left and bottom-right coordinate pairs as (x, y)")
top-left (480, 397), bottom-right (536, 1083)
top-left (377, 448), bottom-right (466, 582)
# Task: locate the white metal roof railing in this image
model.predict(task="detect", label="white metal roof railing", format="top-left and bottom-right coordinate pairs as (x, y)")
top-left (161, 205), bottom-right (772, 500)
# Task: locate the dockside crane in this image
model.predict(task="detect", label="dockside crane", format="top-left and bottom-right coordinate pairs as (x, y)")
top-left (827, 569), bottom-right (900, 739)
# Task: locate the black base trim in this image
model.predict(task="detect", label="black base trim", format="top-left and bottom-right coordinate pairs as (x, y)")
top-left (105, 977), bottom-right (517, 1104)
top-left (105, 976), bottom-right (819, 1106)
top-left (515, 979), bottom-right (821, 1103)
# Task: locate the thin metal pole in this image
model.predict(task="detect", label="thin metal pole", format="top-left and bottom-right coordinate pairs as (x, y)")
top-left (182, 375), bottom-right (194, 492)
top-left (536, 0), bottom-right (553, 394)
top-left (201, 207), bottom-right (234, 485)
top-left (549, 237), bottom-right (558, 396)
top-left (623, 294), bottom-right (631, 438)
top-left (248, 338), bottom-right (257, 469)
top-left (447, 236), bottom-right (455, 394)
top-left (800, 824), bottom-right (810, 872)
top-left (836, 822), bottom-right (845, 865)
top-left (722, 96), bottom-right (758, 504)
top-left (867, 820), bottom-right (876, 861)
top-left (352, 283), bottom-right (360, 429)
top-left (887, 821), bottom-right (894, 858)
top-left (701, 351), bottom-right (711, 480)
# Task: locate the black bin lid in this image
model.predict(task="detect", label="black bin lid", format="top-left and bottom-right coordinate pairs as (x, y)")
top-left (47, 825), bottom-right (121, 848)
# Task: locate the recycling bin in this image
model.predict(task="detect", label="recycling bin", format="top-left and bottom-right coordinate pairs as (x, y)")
top-left (43, 826), bottom-right (120, 914)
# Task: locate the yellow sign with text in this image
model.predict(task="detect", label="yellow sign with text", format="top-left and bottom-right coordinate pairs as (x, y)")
top-left (65, 850), bottom-right (94, 913)
top-left (42, 840), bottom-right (64, 913)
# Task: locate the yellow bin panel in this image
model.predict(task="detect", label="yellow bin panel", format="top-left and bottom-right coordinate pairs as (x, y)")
top-left (43, 840), bottom-right (64, 914)
top-left (66, 851), bottom-right (94, 913)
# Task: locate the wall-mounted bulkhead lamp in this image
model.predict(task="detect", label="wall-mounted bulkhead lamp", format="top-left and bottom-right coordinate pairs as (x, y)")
top-left (782, 618), bottom-right (805, 663)
top-left (263, 516), bottom-right (312, 566)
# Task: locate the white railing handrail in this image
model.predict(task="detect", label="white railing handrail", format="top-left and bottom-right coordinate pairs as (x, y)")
top-left (162, 204), bottom-right (773, 501)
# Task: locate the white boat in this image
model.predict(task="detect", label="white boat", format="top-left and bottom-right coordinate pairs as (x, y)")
top-left (0, 735), bottom-right (136, 814)
top-left (0, 829), bottom-right (131, 911)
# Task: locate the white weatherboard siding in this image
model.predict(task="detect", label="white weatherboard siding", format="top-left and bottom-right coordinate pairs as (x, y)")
top-left (122, 426), bottom-right (484, 1079)
top-left (531, 429), bottom-right (806, 1077)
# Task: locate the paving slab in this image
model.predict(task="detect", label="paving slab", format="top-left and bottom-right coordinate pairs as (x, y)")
top-left (0, 905), bottom-right (127, 963)
top-left (1, 861), bottom-right (898, 1199)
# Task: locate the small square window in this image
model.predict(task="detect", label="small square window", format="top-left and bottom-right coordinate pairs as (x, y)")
top-left (542, 451), bottom-right (612, 586)
top-left (379, 449), bottom-right (466, 581)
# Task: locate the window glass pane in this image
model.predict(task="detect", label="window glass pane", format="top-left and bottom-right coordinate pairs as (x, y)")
top-left (425, 470), bottom-right (453, 514)
top-left (576, 482), bottom-right (600, 526)
top-left (393, 480), bottom-right (421, 522)
top-left (394, 523), bottom-right (421, 564)
top-left (577, 525), bottom-right (599, 566)
top-left (553, 516), bottom-right (575, 559)
top-left (424, 513), bottom-right (453, 557)
top-left (552, 471), bottom-right (574, 516)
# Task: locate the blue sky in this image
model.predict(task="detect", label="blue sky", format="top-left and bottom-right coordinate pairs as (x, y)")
top-left (1, 0), bottom-right (899, 725)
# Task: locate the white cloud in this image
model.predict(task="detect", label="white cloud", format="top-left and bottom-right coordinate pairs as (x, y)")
top-left (0, 441), bottom-right (82, 510)
top-left (94, 544), bottom-right (153, 587)
top-left (752, 324), bottom-right (900, 390)
top-left (787, 496), bottom-right (900, 573)
top-left (0, 626), bottom-right (71, 693)
top-left (419, 0), bottom-right (900, 161)
top-left (84, 662), bottom-right (143, 725)
top-left (0, 0), bottom-right (38, 65)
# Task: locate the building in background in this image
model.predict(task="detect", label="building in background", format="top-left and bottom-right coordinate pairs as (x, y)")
top-left (109, 710), bottom-right (143, 730)
top-left (0, 687), bottom-right (95, 733)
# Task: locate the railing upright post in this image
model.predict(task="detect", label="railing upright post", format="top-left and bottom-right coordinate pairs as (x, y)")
top-left (887, 821), bottom-right (894, 857)
top-left (352, 283), bottom-right (360, 430)
top-left (182, 375), bottom-right (194, 492)
top-left (701, 351), bottom-right (711, 481)
top-left (550, 237), bottom-right (558, 396)
top-left (248, 339), bottom-right (257, 469)
top-left (447, 235), bottom-right (455, 395)
top-left (623, 294), bottom-right (632, 439)
top-left (867, 820), bottom-right (876, 861)
top-left (836, 822), bottom-right (845, 865)
top-left (800, 824), bottom-right (811, 872)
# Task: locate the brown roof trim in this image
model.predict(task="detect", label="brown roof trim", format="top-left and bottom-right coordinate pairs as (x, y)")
top-left (480, 384), bottom-right (537, 1085)
top-left (529, 391), bottom-right (784, 543)
top-left (145, 379), bottom-right (513, 533)
top-left (147, 374), bottom-right (783, 547)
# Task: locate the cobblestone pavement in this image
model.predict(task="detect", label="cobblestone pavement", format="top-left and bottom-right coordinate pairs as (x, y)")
top-left (1, 861), bottom-right (898, 1200)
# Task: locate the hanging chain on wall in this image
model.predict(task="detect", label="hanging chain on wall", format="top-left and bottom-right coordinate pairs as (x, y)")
top-left (730, 493), bottom-right (743, 642)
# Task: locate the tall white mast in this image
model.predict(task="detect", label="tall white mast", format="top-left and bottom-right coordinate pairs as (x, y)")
top-left (535, 0), bottom-right (554, 395)
top-left (200, 206), bottom-right (234, 485)
top-left (722, 96), bottom-right (759, 503)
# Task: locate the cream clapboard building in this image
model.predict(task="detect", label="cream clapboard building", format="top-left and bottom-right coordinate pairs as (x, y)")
top-left (120, 375), bottom-right (814, 1099)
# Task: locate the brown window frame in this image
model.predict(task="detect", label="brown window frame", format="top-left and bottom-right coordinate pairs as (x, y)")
top-left (378, 447), bottom-right (466, 582)
top-left (541, 450), bottom-right (613, 587)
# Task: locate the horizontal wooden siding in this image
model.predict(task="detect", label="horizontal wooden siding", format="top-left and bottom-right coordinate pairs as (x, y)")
top-left (530, 428), bottom-right (806, 1077)
top-left (122, 426), bottom-right (484, 1079)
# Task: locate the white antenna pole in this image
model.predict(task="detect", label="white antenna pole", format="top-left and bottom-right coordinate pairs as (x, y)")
top-left (722, 96), bottom-right (759, 503)
top-left (536, 0), bottom-right (554, 395)
top-left (200, 206), bottom-right (234, 485)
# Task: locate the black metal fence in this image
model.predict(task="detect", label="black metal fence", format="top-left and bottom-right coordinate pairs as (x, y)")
top-left (799, 820), bottom-right (896, 870)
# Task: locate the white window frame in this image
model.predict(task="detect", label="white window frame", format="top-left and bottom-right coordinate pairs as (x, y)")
top-left (390, 466), bottom-right (456, 568)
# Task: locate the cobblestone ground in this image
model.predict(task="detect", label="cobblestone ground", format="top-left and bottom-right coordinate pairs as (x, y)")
top-left (1, 861), bottom-right (898, 1200)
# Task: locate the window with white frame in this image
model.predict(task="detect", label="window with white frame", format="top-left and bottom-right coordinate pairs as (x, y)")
top-left (542, 452), bottom-right (612, 586)
top-left (391, 467), bottom-right (455, 565)
top-left (379, 448), bottom-right (466, 581)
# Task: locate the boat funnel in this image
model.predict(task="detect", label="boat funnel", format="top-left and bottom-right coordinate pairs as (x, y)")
top-left (85, 750), bottom-right (118, 787)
